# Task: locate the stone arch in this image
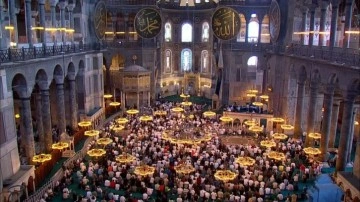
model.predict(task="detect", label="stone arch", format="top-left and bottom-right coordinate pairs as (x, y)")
top-left (67, 62), bottom-right (76, 79)
top-left (35, 69), bottom-right (49, 90)
top-left (11, 74), bottom-right (29, 98)
top-left (53, 64), bottom-right (64, 84)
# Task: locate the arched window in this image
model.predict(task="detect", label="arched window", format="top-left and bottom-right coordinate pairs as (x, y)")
top-left (202, 22), bottom-right (210, 42)
top-left (164, 22), bottom-right (172, 42)
top-left (261, 15), bottom-right (270, 43)
top-left (181, 49), bottom-right (192, 71)
top-left (182, 23), bottom-right (192, 42)
top-left (247, 56), bottom-right (258, 66)
top-left (237, 13), bottom-right (246, 42)
top-left (165, 49), bottom-right (172, 72)
top-left (248, 14), bottom-right (259, 43)
top-left (201, 50), bottom-right (209, 72)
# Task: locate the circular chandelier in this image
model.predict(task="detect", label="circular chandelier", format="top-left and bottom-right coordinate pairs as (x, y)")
top-left (267, 151), bottom-right (286, 161)
top-left (308, 132), bottom-right (321, 139)
top-left (116, 153), bottom-right (136, 164)
top-left (87, 148), bottom-right (106, 157)
top-left (51, 142), bottom-right (69, 150)
top-left (181, 101), bottom-right (192, 106)
top-left (246, 93), bottom-right (257, 97)
top-left (249, 125), bottom-right (263, 132)
top-left (78, 121), bottom-right (92, 127)
top-left (97, 138), bottom-right (113, 146)
top-left (154, 110), bottom-right (167, 116)
top-left (203, 111), bottom-right (216, 117)
top-left (103, 94), bottom-right (113, 99)
top-left (139, 115), bottom-right (153, 122)
top-left (247, 89), bottom-right (258, 94)
top-left (281, 124), bottom-right (294, 130)
top-left (214, 170), bottom-right (238, 182)
top-left (109, 101), bottom-right (121, 107)
top-left (126, 109), bottom-right (139, 115)
top-left (244, 120), bottom-right (256, 126)
top-left (272, 133), bottom-right (288, 140)
top-left (32, 154), bottom-right (52, 163)
top-left (271, 117), bottom-right (285, 123)
top-left (111, 125), bottom-right (125, 132)
top-left (134, 165), bottom-right (156, 176)
top-left (162, 130), bottom-right (212, 145)
top-left (235, 156), bottom-right (256, 167)
top-left (84, 130), bottom-right (100, 137)
top-left (303, 147), bottom-right (321, 155)
top-left (174, 164), bottom-right (196, 174)
top-left (219, 116), bottom-right (233, 122)
top-left (171, 107), bottom-right (184, 113)
top-left (116, 118), bottom-right (129, 124)
top-left (260, 140), bottom-right (277, 148)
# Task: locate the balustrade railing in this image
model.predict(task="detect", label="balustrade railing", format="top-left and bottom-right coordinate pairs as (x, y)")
top-left (0, 43), bottom-right (96, 64)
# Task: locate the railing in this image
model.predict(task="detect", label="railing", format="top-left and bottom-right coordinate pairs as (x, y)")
top-left (103, 40), bottom-right (157, 49)
top-left (221, 42), bottom-right (359, 67)
top-left (0, 43), bottom-right (101, 64)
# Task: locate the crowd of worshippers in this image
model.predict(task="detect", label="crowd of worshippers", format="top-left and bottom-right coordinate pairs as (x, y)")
top-left (46, 102), bottom-right (321, 202)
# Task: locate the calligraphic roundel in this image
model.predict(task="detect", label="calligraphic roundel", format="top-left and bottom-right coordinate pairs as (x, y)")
top-left (134, 8), bottom-right (162, 39)
top-left (269, 0), bottom-right (281, 42)
top-left (212, 7), bottom-right (240, 41)
top-left (93, 1), bottom-right (107, 40)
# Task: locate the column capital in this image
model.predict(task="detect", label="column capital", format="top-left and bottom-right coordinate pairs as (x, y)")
top-left (37, 81), bottom-right (49, 90)
top-left (344, 91), bottom-right (358, 102)
top-left (54, 75), bottom-right (64, 85)
top-left (13, 86), bottom-right (31, 99)
top-left (324, 84), bottom-right (336, 94)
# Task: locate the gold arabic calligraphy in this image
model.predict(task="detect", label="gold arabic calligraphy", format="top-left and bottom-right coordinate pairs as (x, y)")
top-left (135, 8), bottom-right (162, 38)
top-left (212, 7), bottom-right (240, 40)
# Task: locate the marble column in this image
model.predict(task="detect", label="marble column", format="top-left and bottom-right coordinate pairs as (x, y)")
top-left (59, 1), bottom-right (67, 44)
top-left (50, 0), bottom-right (57, 27)
top-left (20, 97), bottom-right (35, 163)
top-left (342, 0), bottom-right (353, 48)
top-left (336, 92), bottom-right (356, 172)
top-left (111, 13), bottom-right (117, 40)
top-left (69, 79), bottom-right (78, 131)
top-left (294, 81), bottom-right (305, 138)
top-left (328, 100), bottom-right (340, 148)
top-left (305, 81), bottom-right (320, 146)
top-left (67, 3), bottom-right (75, 43)
top-left (319, 2), bottom-right (328, 46)
top-left (347, 111), bottom-right (356, 162)
top-left (257, 15), bottom-right (263, 43)
top-left (0, 0), bottom-right (3, 49)
top-left (36, 93), bottom-right (45, 152)
top-left (25, 0), bottom-right (33, 47)
top-left (245, 15), bottom-right (250, 43)
top-left (329, 0), bottom-right (339, 48)
top-left (9, 0), bottom-right (18, 46)
top-left (56, 83), bottom-right (66, 134)
top-left (320, 86), bottom-right (334, 161)
top-left (105, 64), bottom-right (111, 92)
top-left (50, 0), bottom-right (58, 44)
top-left (38, 0), bottom-right (46, 46)
top-left (308, 6), bottom-right (316, 46)
top-left (301, 8), bottom-right (308, 45)
top-left (354, 131), bottom-right (360, 179)
top-left (41, 89), bottom-right (53, 152)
